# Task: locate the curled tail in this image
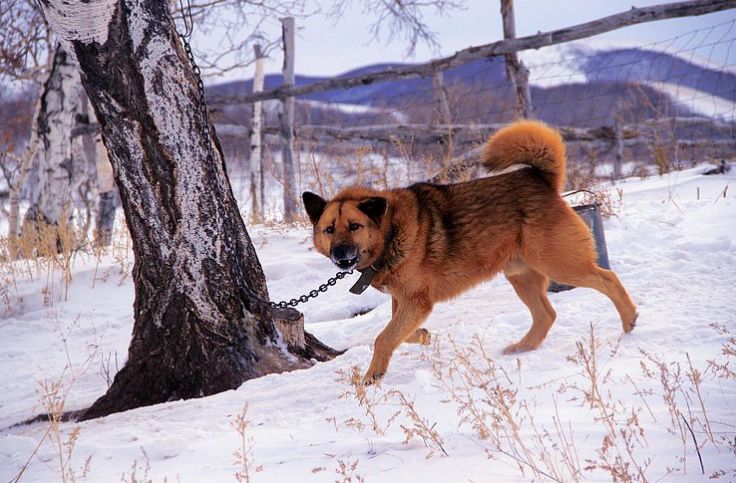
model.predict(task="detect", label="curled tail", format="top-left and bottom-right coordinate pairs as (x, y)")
top-left (481, 120), bottom-right (567, 192)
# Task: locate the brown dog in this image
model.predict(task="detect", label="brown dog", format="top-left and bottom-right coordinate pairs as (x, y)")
top-left (303, 120), bottom-right (638, 383)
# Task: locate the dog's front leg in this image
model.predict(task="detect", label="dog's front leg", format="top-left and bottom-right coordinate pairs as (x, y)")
top-left (364, 294), bottom-right (432, 384)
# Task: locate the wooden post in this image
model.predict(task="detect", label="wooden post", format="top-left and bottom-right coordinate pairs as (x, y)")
top-left (280, 17), bottom-right (297, 222)
top-left (432, 69), bottom-right (452, 125)
top-left (228, 1), bottom-right (736, 106)
top-left (248, 43), bottom-right (265, 224)
top-left (499, 0), bottom-right (533, 119)
top-left (613, 107), bottom-right (624, 180)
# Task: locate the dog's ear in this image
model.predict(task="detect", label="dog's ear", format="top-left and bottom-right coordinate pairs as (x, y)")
top-left (357, 197), bottom-right (387, 225)
top-left (302, 191), bottom-right (326, 225)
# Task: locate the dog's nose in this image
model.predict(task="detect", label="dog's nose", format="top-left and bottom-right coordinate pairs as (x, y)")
top-left (331, 243), bottom-right (359, 270)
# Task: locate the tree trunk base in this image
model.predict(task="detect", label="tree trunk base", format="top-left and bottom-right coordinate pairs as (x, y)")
top-left (80, 307), bottom-right (343, 421)
top-left (273, 306), bottom-right (345, 361)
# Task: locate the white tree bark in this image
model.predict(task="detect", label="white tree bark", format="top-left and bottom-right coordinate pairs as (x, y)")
top-left (279, 17), bottom-right (297, 222)
top-left (23, 45), bottom-right (81, 231)
top-left (35, 0), bottom-right (339, 419)
top-left (248, 44), bottom-right (265, 224)
top-left (7, 96), bottom-right (41, 258)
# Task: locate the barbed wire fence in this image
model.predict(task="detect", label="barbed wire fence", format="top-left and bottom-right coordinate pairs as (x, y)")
top-left (210, 4), bottom-right (735, 221)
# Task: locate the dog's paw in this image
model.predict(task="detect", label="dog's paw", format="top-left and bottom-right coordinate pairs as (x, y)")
top-left (502, 340), bottom-right (537, 355)
top-left (623, 312), bottom-right (639, 333)
top-left (415, 328), bottom-right (431, 346)
top-left (362, 371), bottom-right (384, 386)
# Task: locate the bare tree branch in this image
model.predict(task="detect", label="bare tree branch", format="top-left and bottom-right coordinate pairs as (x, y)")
top-left (171, 0), bottom-right (315, 77)
top-left (0, 0), bottom-right (53, 85)
top-left (328, 0), bottom-right (464, 57)
top-left (220, 0), bottom-right (736, 104)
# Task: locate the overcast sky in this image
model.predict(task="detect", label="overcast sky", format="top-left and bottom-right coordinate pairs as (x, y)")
top-left (201, 0), bottom-right (736, 82)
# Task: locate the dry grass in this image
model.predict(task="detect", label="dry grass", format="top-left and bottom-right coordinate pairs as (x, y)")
top-left (431, 334), bottom-right (580, 482)
top-left (0, 213), bottom-right (133, 317)
top-left (419, 322), bottom-right (736, 482)
top-left (8, 320), bottom-right (97, 483)
top-left (336, 365), bottom-right (447, 458)
top-left (566, 325), bottom-right (650, 481)
top-left (231, 402), bottom-right (255, 483)
top-left (119, 447), bottom-right (180, 483)
top-left (334, 458), bottom-right (365, 483)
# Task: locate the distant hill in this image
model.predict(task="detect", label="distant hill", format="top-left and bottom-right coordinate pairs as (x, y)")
top-left (205, 44), bottom-right (735, 128)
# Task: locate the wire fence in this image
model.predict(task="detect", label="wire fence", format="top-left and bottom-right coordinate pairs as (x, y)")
top-left (207, 19), bottom-right (736, 218)
top-left (216, 19), bottom-right (735, 161)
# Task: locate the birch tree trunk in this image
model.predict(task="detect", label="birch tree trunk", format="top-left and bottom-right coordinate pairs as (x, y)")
top-left (7, 96), bottom-right (41, 259)
top-left (94, 133), bottom-right (116, 246)
top-left (21, 44), bottom-right (80, 249)
top-left (36, 0), bottom-right (339, 419)
top-left (279, 17), bottom-right (297, 222)
top-left (248, 44), bottom-right (265, 224)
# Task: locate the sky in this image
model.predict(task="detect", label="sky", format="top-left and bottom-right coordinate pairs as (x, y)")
top-left (197, 0), bottom-right (736, 83)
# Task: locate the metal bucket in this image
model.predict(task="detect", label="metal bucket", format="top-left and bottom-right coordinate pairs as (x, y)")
top-left (548, 203), bottom-right (610, 293)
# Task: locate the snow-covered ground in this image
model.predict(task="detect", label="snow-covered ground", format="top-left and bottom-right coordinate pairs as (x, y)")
top-left (1, 166), bottom-right (735, 482)
top-left (521, 33), bottom-right (736, 121)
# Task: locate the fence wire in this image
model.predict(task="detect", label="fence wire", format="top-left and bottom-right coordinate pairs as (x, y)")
top-left (214, 19), bottom-right (736, 203)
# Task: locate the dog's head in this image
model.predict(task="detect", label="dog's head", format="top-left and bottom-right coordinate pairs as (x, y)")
top-left (302, 189), bottom-right (388, 271)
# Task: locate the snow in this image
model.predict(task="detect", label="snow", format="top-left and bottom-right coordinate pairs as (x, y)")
top-left (645, 81), bottom-right (736, 121)
top-left (520, 36), bottom-right (736, 119)
top-left (2, 166), bottom-right (736, 482)
top-left (298, 99), bottom-right (409, 123)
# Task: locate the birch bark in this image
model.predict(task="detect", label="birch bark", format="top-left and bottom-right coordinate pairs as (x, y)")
top-left (36, 0), bottom-right (338, 419)
top-left (21, 45), bottom-right (80, 246)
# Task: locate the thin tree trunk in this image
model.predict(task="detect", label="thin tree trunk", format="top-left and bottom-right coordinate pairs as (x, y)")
top-left (432, 69), bottom-right (452, 125)
top-left (248, 44), bottom-right (265, 224)
top-left (94, 133), bottom-right (116, 247)
top-left (7, 97), bottom-right (41, 259)
top-left (36, 0), bottom-right (339, 420)
top-left (21, 44), bottom-right (80, 248)
top-left (89, 104), bottom-right (117, 246)
top-left (613, 108), bottom-right (624, 180)
top-left (280, 17), bottom-right (297, 222)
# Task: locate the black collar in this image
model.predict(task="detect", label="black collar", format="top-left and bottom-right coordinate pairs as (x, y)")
top-left (349, 223), bottom-right (395, 295)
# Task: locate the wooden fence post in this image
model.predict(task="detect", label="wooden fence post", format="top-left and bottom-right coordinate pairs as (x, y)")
top-left (280, 17), bottom-right (297, 222)
top-left (613, 106), bottom-right (624, 180)
top-left (432, 69), bottom-right (452, 125)
top-left (248, 43), bottom-right (265, 223)
top-left (499, 0), bottom-right (533, 119)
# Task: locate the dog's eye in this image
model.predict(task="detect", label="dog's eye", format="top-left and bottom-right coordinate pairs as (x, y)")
top-left (348, 223), bottom-right (361, 231)
top-left (324, 226), bottom-right (335, 234)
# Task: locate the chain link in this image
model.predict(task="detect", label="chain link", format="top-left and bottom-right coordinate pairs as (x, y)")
top-left (175, 29), bottom-right (354, 311)
top-left (268, 269), bottom-right (354, 309)
top-left (178, 35), bottom-right (211, 142)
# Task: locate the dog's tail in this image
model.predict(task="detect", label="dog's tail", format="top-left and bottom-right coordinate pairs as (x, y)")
top-left (481, 120), bottom-right (567, 191)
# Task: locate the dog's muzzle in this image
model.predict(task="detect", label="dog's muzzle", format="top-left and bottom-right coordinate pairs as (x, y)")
top-left (331, 243), bottom-right (359, 270)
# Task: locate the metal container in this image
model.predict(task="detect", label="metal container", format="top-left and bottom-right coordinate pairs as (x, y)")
top-left (548, 203), bottom-right (610, 293)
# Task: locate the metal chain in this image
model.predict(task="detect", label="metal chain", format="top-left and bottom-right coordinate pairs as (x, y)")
top-left (178, 34), bottom-right (210, 143)
top-left (266, 269), bottom-right (355, 309)
top-left (174, 25), bottom-right (355, 310)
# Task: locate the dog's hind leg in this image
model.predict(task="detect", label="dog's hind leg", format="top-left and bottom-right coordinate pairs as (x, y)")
top-left (548, 265), bottom-right (638, 333)
top-left (503, 266), bottom-right (557, 354)
top-left (523, 213), bottom-right (638, 333)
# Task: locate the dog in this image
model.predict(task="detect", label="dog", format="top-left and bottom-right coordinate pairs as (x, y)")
top-left (302, 120), bottom-right (638, 384)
